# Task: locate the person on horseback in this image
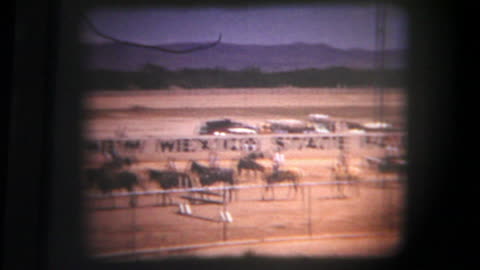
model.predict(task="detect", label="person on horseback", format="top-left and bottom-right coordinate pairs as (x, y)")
top-left (209, 151), bottom-right (219, 169)
top-left (337, 150), bottom-right (349, 174)
top-left (384, 136), bottom-right (399, 159)
top-left (103, 145), bottom-right (114, 161)
top-left (272, 148), bottom-right (285, 176)
top-left (103, 144), bottom-right (121, 162)
top-left (166, 157), bottom-right (177, 171)
top-left (110, 147), bottom-right (121, 160)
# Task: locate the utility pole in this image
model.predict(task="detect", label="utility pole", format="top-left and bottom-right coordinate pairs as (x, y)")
top-left (375, 2), bottom-right (396, 231)
top-left (375, 3), bottom-right (387, 124)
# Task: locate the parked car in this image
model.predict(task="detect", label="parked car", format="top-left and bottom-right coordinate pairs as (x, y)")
top-left (260, 119), bottom-right (318, 134)
top-left (361, 122), bottom-right (400, 132)
top-left (199, 118), bottom-right (258, 136)
top-left (308, 114), bottom-right (335, 133)
top-left (365, 155), bottom-right (407, 173)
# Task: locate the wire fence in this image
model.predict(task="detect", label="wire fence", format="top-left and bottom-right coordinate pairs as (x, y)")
top-left (84, 177), bottom-right (404, 260)
top-left (85, 178), bottom-right (397, 199)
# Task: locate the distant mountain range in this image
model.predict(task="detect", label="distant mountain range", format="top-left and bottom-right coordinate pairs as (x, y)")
top-left (83, 42), bottom-right (406, 72)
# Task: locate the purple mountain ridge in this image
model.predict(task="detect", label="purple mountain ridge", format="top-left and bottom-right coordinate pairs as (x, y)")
top-left (83, 42), bottom-right (406, 72)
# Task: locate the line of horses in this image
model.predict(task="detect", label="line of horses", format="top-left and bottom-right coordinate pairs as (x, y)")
top-left (84, 157), bottom-right (143, 207)
top-left (83, 151), bottom-right (304, 207)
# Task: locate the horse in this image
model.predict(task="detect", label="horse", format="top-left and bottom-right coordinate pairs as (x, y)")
top-left (330, 164), bottom-right (360, 197)
top-left (102, 155), bottom-right (137, 171)
top-left (84, 167), bottom-right (145, 208)
top-left (244, 151), bottom-right (264, 160)
top-left (237, 158), bottom-right (265, 180)
top-left (189, 161), bottom-right (237, 201)
top-left (147, 169), bottom-right (193, 205)
top-left (237, 152), bottom-right (265, 180)
top-left (261, 168), bottom-right (303, 200)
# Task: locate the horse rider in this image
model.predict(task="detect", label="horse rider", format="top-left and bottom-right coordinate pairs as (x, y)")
top-left (272, 149), bottom-right (285, 176)
top-left (110, 147), bottom-right (122, 160)
top-left (384, 136), bottom-right (399, 159)
top-left (208, 151), bottom-right (219, 169)
top-left (103, 147), bottom-right (120, 161)
top-left (337, 150), bottom-right (349, 173)
top-left (166, 157), bottom-right (177, 171)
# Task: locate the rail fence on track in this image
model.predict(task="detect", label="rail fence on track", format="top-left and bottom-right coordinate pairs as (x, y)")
top-left (85, 178), bottom-right (400, 200)
top-left (85, 177), bottom-right (403, 260)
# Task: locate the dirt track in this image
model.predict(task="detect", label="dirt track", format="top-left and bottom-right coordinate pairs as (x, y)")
top-left (82, 87), bottom-right (406, 138)
top-left (82, 87), bottom-right (406, 260)
top-left (85, 181), bottom-right (404, 260)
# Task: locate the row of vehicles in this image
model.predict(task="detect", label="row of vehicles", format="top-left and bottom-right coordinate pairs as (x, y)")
top-left (198, 114), bottom-right (400, 136)
top-left (198, 115), bottom-right (407, 174)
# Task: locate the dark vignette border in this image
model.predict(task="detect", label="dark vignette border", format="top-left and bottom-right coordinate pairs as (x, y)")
top-left (5, 0), bottom-right (463, 269)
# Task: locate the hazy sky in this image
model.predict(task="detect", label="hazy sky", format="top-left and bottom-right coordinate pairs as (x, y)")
top-left (81, 4), bottom-right (408, 50)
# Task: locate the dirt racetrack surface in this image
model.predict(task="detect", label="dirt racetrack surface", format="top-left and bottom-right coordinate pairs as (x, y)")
top-left (82, 87), bottom-right (406, 138)
top-left (82, 87), bottom-right (406, 260)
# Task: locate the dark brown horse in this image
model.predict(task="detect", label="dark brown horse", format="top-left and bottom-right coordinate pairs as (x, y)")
top-left (237, 152), bottom-right (265, 180)
top-left (189, 161), bottom-right (237, 201)
top-left (101, 151), bottom-right (137, 171)
top-left (237, 159), bottom-right (265, 179)
top-left (84, 168), bottom-right (145, 207)
top-left (261, 168), bottom-right (303, 200)
top-left (147, 169), bottom-right (193, 205)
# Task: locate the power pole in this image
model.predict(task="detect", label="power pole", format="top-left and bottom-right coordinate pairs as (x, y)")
top-left (375, 3), bottom-right (387, 124)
